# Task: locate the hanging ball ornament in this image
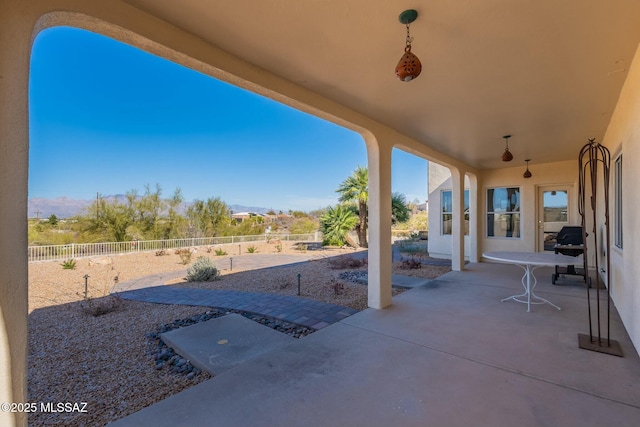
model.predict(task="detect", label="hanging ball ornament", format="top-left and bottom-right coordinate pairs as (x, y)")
top-left (396, 46), bottom-right (422, 82)
top-left (396, 10), bottom-right (421, 82)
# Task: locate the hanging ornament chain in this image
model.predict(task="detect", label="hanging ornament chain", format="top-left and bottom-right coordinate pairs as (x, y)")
top-left (405, 23), bottom-right (413, 52)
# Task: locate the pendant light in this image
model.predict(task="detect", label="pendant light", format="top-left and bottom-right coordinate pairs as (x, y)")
top-left (395, 9), bottom-right (422, 82)
top-left (523, 159), bottom-right (532, 178)
top-left (501, 135), bottom-right (514, 162)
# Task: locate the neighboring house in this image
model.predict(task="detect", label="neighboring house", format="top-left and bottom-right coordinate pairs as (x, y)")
top-left (231, 211), bottom-right (265, 223)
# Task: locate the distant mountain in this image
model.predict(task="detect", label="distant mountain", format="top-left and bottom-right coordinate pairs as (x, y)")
top-left (228, 205), bottom-right (272, 215)
top-left (28, 197), bottom-right (93, 219)
top-left (28, 197), bottom-right (273, 219)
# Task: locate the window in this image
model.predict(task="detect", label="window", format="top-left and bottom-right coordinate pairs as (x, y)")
top-left (487, 187), bottom-right (520, 238)
top-left (441, 190), bottom-right (469, 235)
top-left (615, 154), bottom-right (623, 249)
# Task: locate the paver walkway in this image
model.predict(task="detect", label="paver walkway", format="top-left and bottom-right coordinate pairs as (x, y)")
top-left (113, 254), bottom-right (359, 330)
top-left (118, 286), bottom-right (358, 330)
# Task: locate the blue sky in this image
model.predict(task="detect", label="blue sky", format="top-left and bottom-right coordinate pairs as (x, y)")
top-left (29, 27), bottom-right (428, 212)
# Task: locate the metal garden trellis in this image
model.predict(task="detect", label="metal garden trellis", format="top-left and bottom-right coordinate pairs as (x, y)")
top-left (577, 138), bottom-right (623, 357)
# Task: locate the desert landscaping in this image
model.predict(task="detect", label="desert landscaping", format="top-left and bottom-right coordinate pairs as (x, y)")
top-left (28, 240), bottom-right (450, 426)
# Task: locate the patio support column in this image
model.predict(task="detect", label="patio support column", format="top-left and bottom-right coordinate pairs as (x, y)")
top-left (451, 168), bottom-right (465, 271)
top-left (0, 2), bottom-right (31, 426)
top-left (367, 136), bottom-right (393, 309)
top-left (468, 173), bottom-right (479, 263)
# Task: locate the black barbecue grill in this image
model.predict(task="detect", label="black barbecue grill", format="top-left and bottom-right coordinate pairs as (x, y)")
top-left (551, 226), bottom-right (588, 285)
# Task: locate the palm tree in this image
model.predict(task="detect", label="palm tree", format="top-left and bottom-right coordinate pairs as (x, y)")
top-left (337, 167), bottom-right (411, 248)
top-left (319, 205), bottom-right (359, 246)
top-left (337, 166), bottom-right (369, 247)
top-left (391, 192), bottom-right (410, 224)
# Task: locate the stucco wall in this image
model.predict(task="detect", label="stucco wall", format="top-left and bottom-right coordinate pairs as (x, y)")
top-left (601, 42), bottom-right (640, 352)
top-left (0, 2), bottom-right (34, 426)
top-left (427, 162), bottom-right (451, 194)
top-left (427, 174), bottom-right (471, 259)
top-left (428, 160), bottom-right (579, 258)
top-left (480, 160), bottom-right (579, 254)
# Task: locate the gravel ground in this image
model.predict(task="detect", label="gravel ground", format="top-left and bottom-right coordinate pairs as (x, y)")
top-left (28, 241), bottom-right (450, 426)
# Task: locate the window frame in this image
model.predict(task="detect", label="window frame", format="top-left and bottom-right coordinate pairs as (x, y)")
top-left (441, 189), bottom-right (469, 236)
top-left (486, 187), bottom-right (521, 238)
top-left (614, 154), bottom-right (623, 249)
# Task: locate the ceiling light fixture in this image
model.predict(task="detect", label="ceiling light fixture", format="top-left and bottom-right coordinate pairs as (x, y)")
top-left (395, 9), bottom-right (422, 82)
top-left (501, 135), bottom-right (514, 162)
top-left (523, 159), bottom-right (532, 178)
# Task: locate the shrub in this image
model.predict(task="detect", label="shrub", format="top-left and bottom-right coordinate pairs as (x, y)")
top-left (328, 256), bottom-right (367, 269)
top-left (289, 217), bottom-right (319, 234)
top-left (214, 248), bottom-right (228, 256)
top-left (396, 240), bottom-right (428, 255)
top-left (155, 249), bottom-right (167, 256)
top-left (268, 239), bottom-right (283, 253)
top-left (186, 257), bottom-right (220, 282)
top-left (401, 258), bottom-right (422, 269)
top-left (80, 294), bottom-right (123, 317)
top-left (177, 248), bottom-right (193, 265)
top-left (320, 205), bottom-right (358, 246)
top-left (246, 245), bottom-right (258, 254)
top-left (61, 259), bottom-right (77, 270)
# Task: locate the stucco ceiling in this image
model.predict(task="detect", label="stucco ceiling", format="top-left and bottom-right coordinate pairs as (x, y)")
top-left (124, 0), bottom-right (640, 170)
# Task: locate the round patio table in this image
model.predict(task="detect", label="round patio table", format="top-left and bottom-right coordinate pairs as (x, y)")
top-left (483, 251), bottom-right (584, 312)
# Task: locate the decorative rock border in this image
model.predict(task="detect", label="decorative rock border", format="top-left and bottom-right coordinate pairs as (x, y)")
top-left (146, 308), bottom-right (316, 378)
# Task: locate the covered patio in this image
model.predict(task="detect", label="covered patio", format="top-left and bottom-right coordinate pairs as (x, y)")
top-left (111, 263), bottom-right (640, 426)
top-left (3, 2), bottom-right (640, 425)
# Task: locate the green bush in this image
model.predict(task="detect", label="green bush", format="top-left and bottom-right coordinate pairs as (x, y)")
top-left (396, 240), bottom-right (428, 255)
top-left (214, 248), bottom-right (228, 256)
top-left (186, 257), bottom-right (220, 282)
top-left (61, 259), bottom-right (77, 270)
top-left (289, 217), bottom-right (319, 234)
top-left (320, 205), bottom-right (358, 246)
top-left (246, 245), bottom-right (258, 253)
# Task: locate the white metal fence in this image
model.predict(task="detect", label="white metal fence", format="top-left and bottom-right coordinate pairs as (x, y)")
top-left (28, 233), bottom-right (320, 262)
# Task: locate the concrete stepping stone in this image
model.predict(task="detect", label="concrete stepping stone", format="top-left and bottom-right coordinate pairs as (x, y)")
top-left (161, 313), bottom-right (295, 375)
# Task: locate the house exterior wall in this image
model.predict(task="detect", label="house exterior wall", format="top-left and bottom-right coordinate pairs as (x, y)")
top-left (427, 161), bottom-right (451, 194)
top-left (479, 160), bottom-right (580, 253)
top-left (429, 160), bottom-right (579, 259)
top-left (600, 42), bottom-right (640, 353)
top-left (427, 172), bottom-right (471, 260)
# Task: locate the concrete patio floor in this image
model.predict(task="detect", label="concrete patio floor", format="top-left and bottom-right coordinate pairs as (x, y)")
top-left (110, 262), bottom-right (640, 427)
